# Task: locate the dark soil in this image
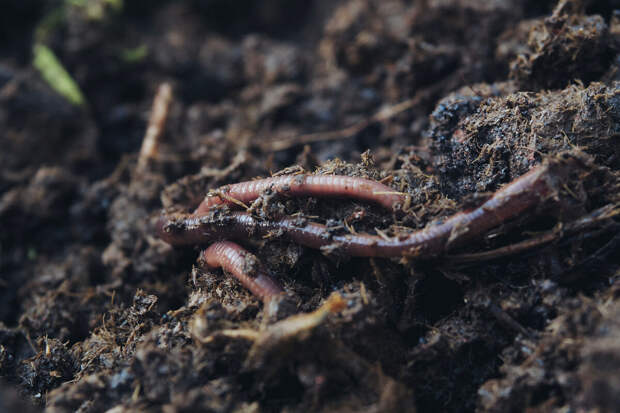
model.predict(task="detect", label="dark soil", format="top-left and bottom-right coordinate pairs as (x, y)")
top-left (1, 0), bottom-right (619, 412)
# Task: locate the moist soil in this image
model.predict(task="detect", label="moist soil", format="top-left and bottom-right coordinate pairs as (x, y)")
top-left (1, 1), bottom-right (620, 412)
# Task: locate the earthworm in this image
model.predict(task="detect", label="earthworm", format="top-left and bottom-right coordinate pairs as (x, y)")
top-left (194, 174), bottom-right (405, 213)
top-left (201, 241), bottom-right (284, 302)
top-left (158, 157), bottom-right (573, 258)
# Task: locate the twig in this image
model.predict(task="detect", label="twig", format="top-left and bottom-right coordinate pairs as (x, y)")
top-left (137, 82), bottom-right (172, 173)
top-left (258, 97), bottom-right (419, 152)
top-left (445, 204), bottom-right (620, 264)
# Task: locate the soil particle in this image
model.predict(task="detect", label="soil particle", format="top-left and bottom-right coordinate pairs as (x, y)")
top-left (509, 3), bottom-right (616, 90)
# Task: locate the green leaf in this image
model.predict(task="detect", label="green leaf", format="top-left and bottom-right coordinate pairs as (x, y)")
top-left (33, 43), bottom-right (86, 106)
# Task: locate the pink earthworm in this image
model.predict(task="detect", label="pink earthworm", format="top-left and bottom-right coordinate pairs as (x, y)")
top-left (158, 157), bottom-right (573, 258)
top-left (201, 241), bottom-right (284, 302)
top-left (194, 174), bottom-right (405, 213)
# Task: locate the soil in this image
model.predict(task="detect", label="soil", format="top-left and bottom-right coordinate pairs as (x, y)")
top-left (1, 0), bottom-right (619, 412)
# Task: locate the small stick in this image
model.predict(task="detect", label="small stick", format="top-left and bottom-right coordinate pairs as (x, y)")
top-left (201, 241), bottom-right (284, 302)
top-left (195, 174), bottom-right (405, 214)
top-left (196, 293), bottom-right (345, 355)
top-left (445, 204), bottom-right (619, 263)
top-left (137, 83), bottom-right (172, 173)
top-left (258, 94), bottom-right (423, 152)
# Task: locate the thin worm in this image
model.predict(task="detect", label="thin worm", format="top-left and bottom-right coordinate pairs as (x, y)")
top-left (195, 174), bottom-right (405, 213)
top-left (158, 158), bottom-right (573, 258)
top-left (202, 241), bottom-right (284, 302)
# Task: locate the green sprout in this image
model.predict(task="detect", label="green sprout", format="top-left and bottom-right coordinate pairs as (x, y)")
top-left (33, 44), bottom-right (86, 106)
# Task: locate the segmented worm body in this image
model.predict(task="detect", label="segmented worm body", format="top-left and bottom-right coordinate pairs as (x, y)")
top-left (202, 241), bottom-right (284, 302)
top-left (159, 159), bottom-right (566, 258)
top-left (195, 174), bottom-right (404, 213)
